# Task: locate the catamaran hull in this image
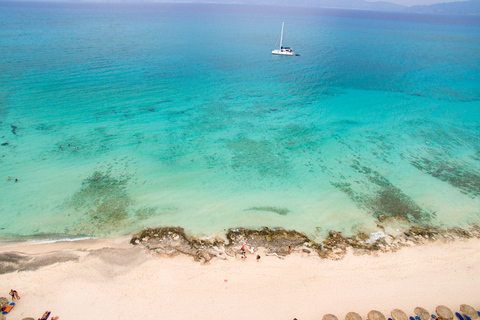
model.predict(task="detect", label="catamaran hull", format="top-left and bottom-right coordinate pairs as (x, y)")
top-left (272, 50), bottom-right (294, 56)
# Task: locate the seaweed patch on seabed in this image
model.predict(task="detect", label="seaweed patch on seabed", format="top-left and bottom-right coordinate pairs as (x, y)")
top-left (247, 206), bottom-right (290, 216)
top-left (130, 225), bottom-right (480, 263)
top-left (332, 162), bottom-right (433, 224)
top-left (275, 124), bottom-right (320, 153)
top-left (411, 157), bottom-right (480, 198)
top-left (226, 137), bottom-right (289, 177)
top-left (68, 171), bottom-right (133, 235)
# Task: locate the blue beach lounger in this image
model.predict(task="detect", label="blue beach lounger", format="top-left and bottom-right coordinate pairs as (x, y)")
top-left (410, 317), bottom-right (416, 320)
top-left (456, 313), bottom-right (465, 320)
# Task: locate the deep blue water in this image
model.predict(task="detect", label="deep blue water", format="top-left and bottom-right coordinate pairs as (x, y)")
top-left (1, 2), bottom-right (480, 241)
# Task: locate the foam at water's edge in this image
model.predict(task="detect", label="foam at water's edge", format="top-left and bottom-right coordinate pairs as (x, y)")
top-left (0, 236), bottom-right (98, 249)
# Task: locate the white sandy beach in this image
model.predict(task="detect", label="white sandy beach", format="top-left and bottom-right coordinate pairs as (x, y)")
top-left (0, 237), bottom-right (479, 320)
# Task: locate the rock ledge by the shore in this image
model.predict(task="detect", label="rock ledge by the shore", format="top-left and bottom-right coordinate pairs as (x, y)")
top-left (130, 224), bottom-right (480, 263)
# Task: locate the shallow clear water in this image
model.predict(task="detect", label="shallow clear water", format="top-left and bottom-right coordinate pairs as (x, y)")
top-left (1, 2), bottom-right (480, 240)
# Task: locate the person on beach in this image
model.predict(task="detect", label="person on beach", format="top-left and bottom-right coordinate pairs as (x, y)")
top-left (288, 245), bottom-right (291, 254)
top-left (256, 254), bottom-right (261, 262)
top-left (40, 311), bottom-right (51, 320)
top-left (241, 244), bottom-right (246, 254)
top-left (9, 289), bottom-right (20, 300)
top-left (241, 253), bottom-right (246, 261)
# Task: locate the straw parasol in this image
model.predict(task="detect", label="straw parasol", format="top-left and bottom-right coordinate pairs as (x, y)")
top-left (323, 314), bottom-right (339, 320)
top-left (460, 305), bottom-right (479, 319)
top-left (436, 305), bottom-right (454, 320)
top-left (0, 297), bottom-right (8, 309)
top-left (415, 307), bottom-right (431, 320)
top-left (368, 310), bottom-right (387, 320)
top-left (346, 312), bottom-right (363, 320)
top-left (22, 318), bottom-right (35, 320)
top-left (391, 309), bottom-right (408, 320)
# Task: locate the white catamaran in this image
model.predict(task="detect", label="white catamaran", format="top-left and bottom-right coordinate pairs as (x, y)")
top-left (272, 22), bottom-right (294, 56)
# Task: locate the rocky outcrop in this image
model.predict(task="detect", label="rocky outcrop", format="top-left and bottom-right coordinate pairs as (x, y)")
top-left (130, 224), bottom-right (480, 263)
top-left (130, 227), bottom-right (227, 263)
top-left (225, 227), bottom-right (309, 255)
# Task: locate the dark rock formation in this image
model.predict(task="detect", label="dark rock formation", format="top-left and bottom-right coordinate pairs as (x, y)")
top-left (131, 227), bottom-right (227, 263)
top-left (131, 224), bottom-right (480, 263)
top-left (225, 227), bottom-right (309, 255)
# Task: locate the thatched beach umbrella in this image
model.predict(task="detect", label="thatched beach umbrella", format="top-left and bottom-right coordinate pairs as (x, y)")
top-left (0, 297), bottom-right (8, 309)
top-left (22, 318), bottom-right (35, 320)
top-left (415, 307), bottom-right (431, 320)
top-left (323, 314), bottom-right (339, 320)
top-left (368, 310), bottom-right (387, 320)
top-left (436, 305), bottom-right (454, 320)
top-left (391, 309), bottom-right (408, 320)
top-left (346, 312), bottom-right (363, 320)
top-left (460, 305), bottom-right (479, 319)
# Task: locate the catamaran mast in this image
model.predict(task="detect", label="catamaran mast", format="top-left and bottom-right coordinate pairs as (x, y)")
top-left (280, 21), bottom-right (284, 49)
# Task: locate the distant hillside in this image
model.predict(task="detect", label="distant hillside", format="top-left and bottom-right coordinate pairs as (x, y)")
top-left (196, 0), bottom-right (479, 15)
top-left (406, 0), bottom-right (480, 15)
top-left (266, 0), bottom-right (407, 11)
top-left (7, 0), bottom-right (480, 16)
top-left (273, 0), bottom-right (480, 15)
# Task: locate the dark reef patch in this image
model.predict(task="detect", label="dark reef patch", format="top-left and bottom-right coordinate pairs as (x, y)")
top-left (334, 119), bottom-right (359, 126)
top-left (247, 206), bottom-right (290, 216)
top-left (276, 124), bottom-right (320, 153)
top-left (69, 171), bottom-right (133, 235)
top-left (333, 162), bottom-right (432, 224)
top-left (11, 124), bottom-right (17, 135)
top-left (36, 123), bottom-right (56, 132)
top-left (363, 167), bottom-right (429, 223)
top-left (227, 137), bottom-right (288, 177)
top-left (411, 158), bottom-right (480, 198)
top-left (135, 206), bottom-right (157, 220)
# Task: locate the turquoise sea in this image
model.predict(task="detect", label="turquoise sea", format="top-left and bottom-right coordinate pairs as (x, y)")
top-left (1, 2), bottom-right (480, 241)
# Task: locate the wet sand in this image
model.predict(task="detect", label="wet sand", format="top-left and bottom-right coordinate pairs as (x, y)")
top-left (0, 236), bottom-right (479, 320)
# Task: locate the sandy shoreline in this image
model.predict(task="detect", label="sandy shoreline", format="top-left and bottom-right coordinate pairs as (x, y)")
top-left (0, 236), bottom-right (479, 320)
